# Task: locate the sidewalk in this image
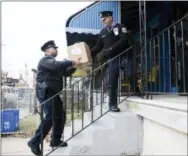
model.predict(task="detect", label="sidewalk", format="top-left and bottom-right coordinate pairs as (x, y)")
top-left (2, 137), bottom-right (50, 155)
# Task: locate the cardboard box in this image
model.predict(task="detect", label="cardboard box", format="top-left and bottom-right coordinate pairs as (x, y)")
top-left (67, 42), bottom-right (93, 66)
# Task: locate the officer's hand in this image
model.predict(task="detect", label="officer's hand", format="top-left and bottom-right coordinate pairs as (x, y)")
top-left (97, 48), bottom-right (112, 62)
top-left (185, 41), bottom-right (188, 47)
top-left (101, 48), bottom-right (112, 53)
top-left (100, 48), bottom-right (112, 56)
top-left (72, 57), bottom-right (83, 66)
top-left (66, 67), bottom-right (77, 75)
top-left (96, 53), bottom-right (105, 62)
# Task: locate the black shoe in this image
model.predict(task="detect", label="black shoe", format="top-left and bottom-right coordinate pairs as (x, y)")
top-left (109, 106), bottom-right (120, 112)
top-left (50, 141), bottom-right (68, 148)
top-left (27, 141), bottom-right (41, 156)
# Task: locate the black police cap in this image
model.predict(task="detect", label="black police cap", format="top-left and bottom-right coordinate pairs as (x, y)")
top-left (99, 11), bottom-right (113, 20)
top-left (41, 40), bottom-right (58, 52)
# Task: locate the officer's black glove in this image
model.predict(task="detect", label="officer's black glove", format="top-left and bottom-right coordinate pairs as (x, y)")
top-left (102, 47), bottom-right (113, 55)
top-left (64, 67), bottom-right (77, 76)
top-left (96, 52), bottom-right (105, 63)
top-left (96, 48), bottom-right (113, 63)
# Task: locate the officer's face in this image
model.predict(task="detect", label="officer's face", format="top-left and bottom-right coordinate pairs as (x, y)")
top-left (102, 16), bottom-right (113, 26)
top-left (46, 47), bottom-right (58, 57)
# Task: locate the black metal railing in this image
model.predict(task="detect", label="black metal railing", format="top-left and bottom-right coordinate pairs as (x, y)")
top-left (34, 13), bottom-right (188, 156)
top-left (34, 45), bottom-right (135, 156)
top-left (138, 13), bottom-right (188, 99)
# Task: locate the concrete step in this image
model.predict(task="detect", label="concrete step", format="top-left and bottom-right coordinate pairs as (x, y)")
top-left (50, 102), bottom-right (143, 155)
top-left (125, 97), bottom-right (187, 134)
top-left (125, 96), bottom-right (187, 155)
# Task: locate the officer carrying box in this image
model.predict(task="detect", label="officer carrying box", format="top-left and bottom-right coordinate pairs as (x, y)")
top-left (27, 40), bottom-right (82, 156)
top-left (91, 11), bottom-right (129, 112)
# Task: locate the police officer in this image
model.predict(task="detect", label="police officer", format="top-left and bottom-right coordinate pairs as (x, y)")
top-left (28, 40), bottom-right (81, 155)
top-left (91, 11), bottom-right (129, 112)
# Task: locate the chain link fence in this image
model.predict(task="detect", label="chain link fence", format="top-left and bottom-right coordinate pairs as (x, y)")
top-left (1, 86), bottom-right (36, 133)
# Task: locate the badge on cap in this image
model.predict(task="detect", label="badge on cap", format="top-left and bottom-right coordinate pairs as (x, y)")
top-left (100, 13), bottom-right (102, 18)
top-left (113, 27), bottom-right (119, 36)
top-left (122, 27), bottom-right (127, 33)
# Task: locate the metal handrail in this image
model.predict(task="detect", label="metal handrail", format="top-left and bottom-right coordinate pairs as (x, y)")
top-left (36, 44), bottom-right (135, 156)
top-left (36, 45), bottom-right (135, 110)
top-left (37, 13), bottom-right (188, 156)
top-left (138, 12), bottom-right (188, 98)
top-left (147, 13), bottom-right (188, 42)
top-left (45, 95), bottom-right (131, 156)
top-left (133, 13), bottom-right (188, 58)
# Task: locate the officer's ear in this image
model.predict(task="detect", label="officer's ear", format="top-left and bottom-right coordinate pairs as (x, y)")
top-left (44, 49), bottom-right (50, 55)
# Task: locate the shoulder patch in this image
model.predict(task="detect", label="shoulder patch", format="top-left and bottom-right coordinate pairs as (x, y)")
top-left (113, 27), bottom-right (119, 35)
top-left (122, 27), bottom-right (127, 33)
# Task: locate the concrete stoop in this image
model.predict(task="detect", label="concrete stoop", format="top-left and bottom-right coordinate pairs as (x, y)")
top-left (50, 103), bottom-right (143, 156)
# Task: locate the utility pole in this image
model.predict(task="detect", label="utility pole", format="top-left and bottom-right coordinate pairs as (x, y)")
top-left (24, 63), bottom-right (29, 87)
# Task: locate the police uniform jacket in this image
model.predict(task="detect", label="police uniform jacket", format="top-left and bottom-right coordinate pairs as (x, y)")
top-left (36, 55), bottom-right (74, 93)
top-left (91, 23), bottom-right (128, 60)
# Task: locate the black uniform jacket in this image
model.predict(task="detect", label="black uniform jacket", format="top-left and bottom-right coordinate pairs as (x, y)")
top-left (36, 55), bottom-right (74, 93)
top-left (91, 23), bottom-right (129, 59)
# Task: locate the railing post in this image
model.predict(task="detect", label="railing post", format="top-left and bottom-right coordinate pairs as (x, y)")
top-left (149, 41), bottom-right (153, 99)
top-left (62, 76), bottom-right (67, 142)
top-left (94, 73), bottom-right (99, 106)
top-left (133, 46), bottom-right (136, 94)
top-left (51, 98), bottom-right (55, 150)
top-left (139, 0), bottom-right (147, 99)
top-left (162, 33), bottom-right (166, 93)
top-left (91, 71), bottom-right (94, 122)
top-left (88, 70), bottom-right (93, 112)
top-left (101, 69), bottom-right (104, 104)
top-left (81, 78), bottom-right (85, 129)
top-left (167, 29), bottom-right (172, 94)
top-left (118, 56), bottom-right (121, 102)
top-left (100, 67), bottom-right (103, 116)
top-left (71, 82), bottom-right (74, 137)
top-left (173, 25), bottom-right (178, 94)
top-left (40, 104), bottom-right (44, 156)
top-left (153, 39), bottom-right (157, 94)
top-left (77, 81), bottom-right (80, 117)
top-left (158, 36), bottom-right (161, 93)
top-left (181, 21), bottom-right (186, 94)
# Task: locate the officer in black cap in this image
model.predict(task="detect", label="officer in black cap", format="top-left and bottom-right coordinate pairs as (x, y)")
top-left (28, 40), bottom-right (81, 155)
top-left (91, 11), bottom-right (129, 112)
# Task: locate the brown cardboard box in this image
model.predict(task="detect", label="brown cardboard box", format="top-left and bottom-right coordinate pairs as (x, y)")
top-left (67, 42), bottom-right (93, 66)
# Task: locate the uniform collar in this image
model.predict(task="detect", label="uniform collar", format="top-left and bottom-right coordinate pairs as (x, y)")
top-left (111, 22), bottom-right (116, 29)
top-left (45, 54), bottom-right (55, 59)
top-left (104, 22), bottom-right (116, 30)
